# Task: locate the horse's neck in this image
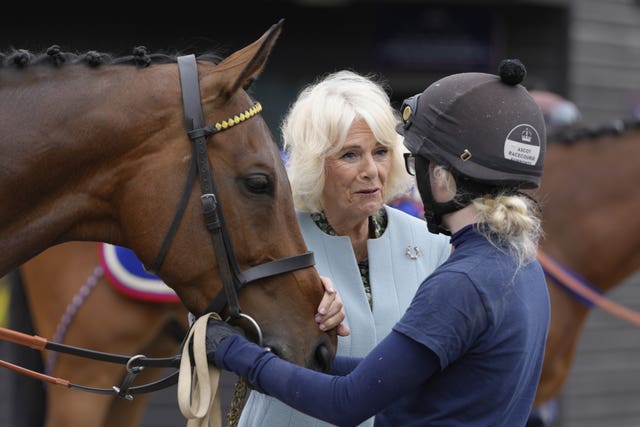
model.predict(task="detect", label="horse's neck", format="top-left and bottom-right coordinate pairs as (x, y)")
top-left (0, 67), bottom-right (167, 275)
top-left (541, 129), bottom-right (640, 293)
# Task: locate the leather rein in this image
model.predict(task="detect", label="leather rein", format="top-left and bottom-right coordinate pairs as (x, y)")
top-left (0, 54), bottom-right (316, 398)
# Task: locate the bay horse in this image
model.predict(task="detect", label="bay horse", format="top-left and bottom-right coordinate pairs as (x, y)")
top-left (0, 19), bottom-right (337, 425)
top-left (532, 119), bottom-right (640, 412)
top-left (15, 241), bottom-right (190, 427)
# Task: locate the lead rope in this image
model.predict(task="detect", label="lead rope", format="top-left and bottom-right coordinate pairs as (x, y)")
top-left (178, 313), bottom-right (223, 427)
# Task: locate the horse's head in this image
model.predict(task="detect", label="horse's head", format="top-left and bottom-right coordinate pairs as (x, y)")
top-left (115, 21), bottom-right (337, 370)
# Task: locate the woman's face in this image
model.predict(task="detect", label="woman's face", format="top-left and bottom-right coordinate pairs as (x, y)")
top-left (322, 120), bottom-right (391, 221)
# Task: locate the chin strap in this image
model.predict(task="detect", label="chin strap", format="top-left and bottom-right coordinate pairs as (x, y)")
top-left (415, 157), bottom-right (507, 236)
top-left (416, 163), bottom-right (464, 235)
top-left (423, 199), bottom-right (461, 236)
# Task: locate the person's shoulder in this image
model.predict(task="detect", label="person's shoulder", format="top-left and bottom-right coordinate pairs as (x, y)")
top-left (295, 209), bottom-right (312, 220)
top-left (295, 210), bottom-right (316, 231)
top-left (384, 205), bottom-right (450, 245)
top-left (385, 204), bottom-right (424, 224)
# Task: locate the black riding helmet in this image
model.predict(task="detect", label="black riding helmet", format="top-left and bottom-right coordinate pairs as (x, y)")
top-left (397, 59), bottom-right (546, 234)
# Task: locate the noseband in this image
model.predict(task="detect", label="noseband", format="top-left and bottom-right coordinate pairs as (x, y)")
top-left (147, 55), bottom-right (315, 327)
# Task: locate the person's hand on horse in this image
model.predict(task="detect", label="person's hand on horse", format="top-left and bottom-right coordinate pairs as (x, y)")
top-left (316, 276), bottom-right (350, 337)
top-left (205, 318), bottom-right (245, 364)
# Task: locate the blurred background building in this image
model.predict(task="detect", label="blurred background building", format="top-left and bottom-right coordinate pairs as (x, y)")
top-left (1, 1), bottom-right (639, 426)
top-left (2, 0), bottom-right (639, 137)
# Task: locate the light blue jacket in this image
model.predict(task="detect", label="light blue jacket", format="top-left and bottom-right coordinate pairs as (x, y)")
top-left (238, 206), bottom-right (451, 427)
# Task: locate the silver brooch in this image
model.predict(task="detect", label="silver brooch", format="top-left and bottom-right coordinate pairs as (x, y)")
top-left (405, 245), bottom-right (421, 259)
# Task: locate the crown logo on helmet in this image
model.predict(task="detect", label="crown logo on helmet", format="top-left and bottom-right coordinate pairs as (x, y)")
top-left (521, 128), bottom-right (532, 143)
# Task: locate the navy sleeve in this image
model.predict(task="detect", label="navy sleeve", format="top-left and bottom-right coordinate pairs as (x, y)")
top-left (329, 355), bottom-right (361, 375)
top-left (216, 330), bottom-right (440, 427)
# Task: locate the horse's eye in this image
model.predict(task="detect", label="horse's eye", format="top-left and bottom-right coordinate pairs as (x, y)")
top-left (243, 173), bottom-right (272, 194)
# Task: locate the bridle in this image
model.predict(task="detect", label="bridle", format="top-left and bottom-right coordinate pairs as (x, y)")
top-left (0, 54), bottom-right (316, 398)
top-left (148, 54), bottom-right (315, 326)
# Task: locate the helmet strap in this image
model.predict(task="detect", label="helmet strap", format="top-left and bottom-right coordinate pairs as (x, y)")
top-left (415, 157), bottom-right (469, 235)
top-left (415, 156), bottom-right (504, 236)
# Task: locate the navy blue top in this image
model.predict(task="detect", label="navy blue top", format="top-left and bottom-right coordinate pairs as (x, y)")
top-left (216, 224), bottom-right (550, 427)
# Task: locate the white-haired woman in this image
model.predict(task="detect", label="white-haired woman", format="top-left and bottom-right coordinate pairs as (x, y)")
top-left (237, 70), bottom-right (452, 427)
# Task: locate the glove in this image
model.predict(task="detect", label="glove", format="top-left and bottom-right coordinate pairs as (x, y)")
top-left (205, 317), bottom-right (245, 364)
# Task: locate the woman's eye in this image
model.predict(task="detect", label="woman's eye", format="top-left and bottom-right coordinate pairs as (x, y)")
top-left (374, 147), bottom-right (389, 157)
top-left (341, 151), bottom-right (356, 159)
top-left (243, 174), bottom-right (272, 194)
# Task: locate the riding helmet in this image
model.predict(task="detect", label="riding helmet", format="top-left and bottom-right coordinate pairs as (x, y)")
top-left (398, 59), bottom-right (546, 189)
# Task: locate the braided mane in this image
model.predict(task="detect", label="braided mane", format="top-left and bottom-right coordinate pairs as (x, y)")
top-left (0, 45), bottom-right (223, 69)
top-left (548, 117), bottom-right (640, 144)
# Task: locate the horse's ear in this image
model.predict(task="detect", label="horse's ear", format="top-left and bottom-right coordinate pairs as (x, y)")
top-left (204, 19), bottom-right (283, 98)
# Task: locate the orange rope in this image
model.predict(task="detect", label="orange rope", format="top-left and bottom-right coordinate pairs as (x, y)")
top-left (537, 250), bottom-right (640, 326)
top-left (0, 359), bottom-right (70, 387)
top-left (0, 326), bottom-right (47, 349)
top-left (0, 326), bottom-right (71, 385)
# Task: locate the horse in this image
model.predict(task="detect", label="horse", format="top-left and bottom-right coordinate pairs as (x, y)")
top-left (14, 241), bottom-right (191, 427)
top-left (532, 119), bottom-right (640, 412)
top-left (0, 19), bottom-right (337, 426)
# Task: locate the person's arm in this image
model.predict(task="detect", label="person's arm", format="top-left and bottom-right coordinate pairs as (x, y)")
top-left (328, 355), bottom-right (361, 376)
top-left (215, 329), bottom-right (440, 427)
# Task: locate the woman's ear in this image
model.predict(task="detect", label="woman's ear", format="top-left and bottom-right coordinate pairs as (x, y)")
top-left (431, 165), bottom-right (456, 201)
top-left (431, 164), bottom-right (448, 187)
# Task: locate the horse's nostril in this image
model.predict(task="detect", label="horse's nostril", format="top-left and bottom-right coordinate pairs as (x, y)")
top-left (314, 343), bottom-right (333, 373)
top-left (266, 345), bottom-right (281, 359)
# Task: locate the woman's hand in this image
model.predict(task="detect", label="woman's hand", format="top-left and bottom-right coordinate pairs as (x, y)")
top-left (316, 276), bottom-right (350, 337)
top-left (203, 317), bottom-right (245, 365)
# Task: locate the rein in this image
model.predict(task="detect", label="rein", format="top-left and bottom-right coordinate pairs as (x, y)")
top-left (0, 325), bottom-right (181, 397)
top-left (538, 250), bottom-right (640, 326)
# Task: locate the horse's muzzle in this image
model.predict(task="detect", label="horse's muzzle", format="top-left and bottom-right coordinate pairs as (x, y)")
top-left (313, 340), bottom-right (334, 373)
top-left (308, 334), bottom-right (335, 373)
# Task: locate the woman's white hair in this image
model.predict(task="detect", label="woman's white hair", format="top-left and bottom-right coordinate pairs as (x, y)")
top-left (282, 70), bottom-right (411, 213)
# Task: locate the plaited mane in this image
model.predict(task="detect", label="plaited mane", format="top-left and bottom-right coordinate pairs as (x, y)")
top-left (0, 44), bottom-right (223, 69)
top-left (549, 117), bottom-right (640, 144)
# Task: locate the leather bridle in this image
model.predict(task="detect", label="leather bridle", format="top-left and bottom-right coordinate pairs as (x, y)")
top-left (148, 54), bottom-right (316, 320)
top-left (0, 54), bottom-right (317, 398)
